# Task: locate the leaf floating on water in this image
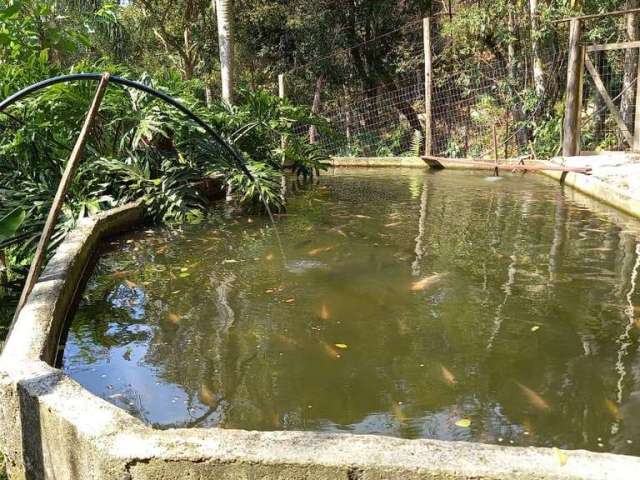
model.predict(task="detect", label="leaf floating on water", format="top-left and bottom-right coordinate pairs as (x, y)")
top-left (352, 214), bottom-right (372, 219)
top-left (320, 303), bottom-right (331, 320)
top-left (531, 325), bottom-right (540, 332)
top-left (334, 343), bottom-right (348, 349)
top-left (384, 222), bottom-right (402, 228)
top-left (455, 418), bottom-right (471, 428)
top-left (178, 272), bottom-right (190, 278)
top-left (167, 313), bottom-right (181, 324)
top-left (265, 289), bottom-right (275, 294)
top-left (180, 267), bottom-right (189, 272)
top-left (410, 273), bottom-right (444, 292)
top-left (223, 259), bottom-right (238, 264)
top-left (440, 365), bottom-right (457, 386)
top-left (553, 447), bottom-right (568, 466)
top-left (604, 399), bottom-right (622, 420)
top-left (285, 298), bottom-right (295, 304)
top-left (517, 382), bottom-right (551, 411)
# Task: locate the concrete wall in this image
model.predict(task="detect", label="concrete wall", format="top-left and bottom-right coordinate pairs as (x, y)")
top-left (1, 203), bottom-right (640, 479)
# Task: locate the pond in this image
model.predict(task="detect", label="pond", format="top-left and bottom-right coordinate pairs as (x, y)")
top-left (62, 168), bottom-right (640, 455)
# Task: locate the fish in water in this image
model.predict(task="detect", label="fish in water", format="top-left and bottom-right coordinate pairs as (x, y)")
top-left (200, 385), bottom-right (217, 407)
top-left (517, 382), bottom-right (551, 411)
top-left (410, 273), bottom-right (445, 291)
top-left (320, 303), bottom-right (331, 320)
top-left (321, 341), bottom-right (341, 359)
top-left (167, 312), bottom-right (181, 324)
top-left (441, 365), bottom-right (457, 386)
top-left (352, 214), bottom-right (372, 219)
top-left (308, 246), bottom-right (335, 256)
top-left (604, 398), bottom-right (622, 420)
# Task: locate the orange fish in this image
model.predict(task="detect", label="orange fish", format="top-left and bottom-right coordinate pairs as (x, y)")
top-left (308, 246), bottom-right (335, 256)
top-left (392, 403), bottom-right (407, 422)
top-left (111, 271), bottom-right (131, 280)
top-left (320, 304), bottom-right (331, 320)
top-left (200, 385), bottom-right (217, 406)
top-left (410, 274), bottom-right (444, 292)
top-left (604, 399), bottom-right (621, 420)
top-left (167, 312), bottom-right (181, 324)
top-left (321, 342), bottom-right (341, 359)
top-left (441, 365), bottom-right (457, 386)
top-left (517, 383), bottom-right (550, 411)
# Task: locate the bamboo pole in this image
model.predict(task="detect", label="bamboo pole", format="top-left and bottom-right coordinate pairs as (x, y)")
top-left (423, 17), bottom-right (432, 156)
top-left (10, 73), bottom-right (111, 328)
top-left (551, 7), bottom-right (640, 24)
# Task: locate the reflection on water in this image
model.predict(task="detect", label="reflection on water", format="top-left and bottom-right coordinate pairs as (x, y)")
top-left (63, 169), bottom-right (640, 454)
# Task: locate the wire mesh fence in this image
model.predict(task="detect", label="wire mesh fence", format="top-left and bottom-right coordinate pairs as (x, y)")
top-left (282, 12), bottom-right (640, 160)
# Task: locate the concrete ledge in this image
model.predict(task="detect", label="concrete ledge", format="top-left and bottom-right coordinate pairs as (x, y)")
top-left (544, 154), bottom-right (640, 219)
top-left (330, 157), bottom-right (425, 168)
top-left (1, 202), bottom-right (640, 479)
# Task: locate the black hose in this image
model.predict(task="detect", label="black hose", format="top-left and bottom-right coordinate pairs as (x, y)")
top-left (0, 73), bottom-right (254, 181)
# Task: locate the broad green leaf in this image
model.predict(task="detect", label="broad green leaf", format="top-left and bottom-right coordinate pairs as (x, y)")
top-left (0, 208), bottom-right (25, 241)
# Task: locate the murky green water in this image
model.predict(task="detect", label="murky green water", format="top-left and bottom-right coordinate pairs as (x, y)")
top-left (63, 168), bottom-right (640, 455)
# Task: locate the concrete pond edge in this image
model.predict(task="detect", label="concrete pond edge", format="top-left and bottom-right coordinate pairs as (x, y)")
top-left (0, 202), bottom-right (639, 478)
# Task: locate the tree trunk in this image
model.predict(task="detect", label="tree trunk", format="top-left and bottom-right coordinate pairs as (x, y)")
top-left (215, 0), bottom-right (234, 104)
top-left (508, 8), bottom-right (529, 149)
top-left (309, 75), bottom-right (325, 144)
top-left (621, 0), bottom-right (639, 133)
top-left (529, 0), bottom-right (545, 98)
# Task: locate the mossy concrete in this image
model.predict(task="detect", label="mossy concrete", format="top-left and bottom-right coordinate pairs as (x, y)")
top-left (1, 202), bottom-right (639, 479)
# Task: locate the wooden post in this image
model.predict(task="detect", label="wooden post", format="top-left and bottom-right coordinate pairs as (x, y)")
top-left (278, 73), bottom-right (285, 99)
top-left (563, 18), bottom-right (584, 157)
top-left (423, 17), bottom-right (433, 156)
top-left (492, 124), bottom-right (499, 176)
top-left (10, 73), bottom-right (111, 328)
top-left (634, 51), bottom-right (640, 151)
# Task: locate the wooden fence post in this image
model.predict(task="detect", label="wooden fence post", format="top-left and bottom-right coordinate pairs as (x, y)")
top-left (10, 73), bottom-right (111, 328)
top-left (634, 52), bottom-right (640, 151)
top-left (423, 17), bottom-right (433, 156)
top-left (278, 73), bottom-right (287, 165)
top-left (563, 18), bottom-right (584, 157)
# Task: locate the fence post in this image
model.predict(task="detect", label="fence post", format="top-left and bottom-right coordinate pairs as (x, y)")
top-left (423, 17), bottom-right (432, 156)
top-left (278, 73), bottom-right (286, 154)
top-left (10, 73), bottom-right (111, 328)
top-left (563, 18), bottom-right (584, 157)
top-left (634, 52), bottom-right (640, 151)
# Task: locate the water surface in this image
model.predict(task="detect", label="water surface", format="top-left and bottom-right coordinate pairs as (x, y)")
top-left (63, 169), bottom-right (640, 455)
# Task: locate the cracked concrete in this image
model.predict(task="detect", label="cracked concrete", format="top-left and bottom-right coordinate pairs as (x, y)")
top-left (1, 201), bottom-right (640, 479)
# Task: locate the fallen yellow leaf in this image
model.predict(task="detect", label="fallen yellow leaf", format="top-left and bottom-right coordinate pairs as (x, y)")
top-left (531, 325), bottom-right (540, 332)
top-left (455, 418), bottom-right (471, 428)
top-left (553, 447), bottom-right (568, 466)
top-left (334, 343), bottom-right (348, 349)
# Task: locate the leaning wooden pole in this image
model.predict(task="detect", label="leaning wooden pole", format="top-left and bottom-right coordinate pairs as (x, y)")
top-left (563, 18), bottom-right (584, 157)
top-left (10, 72), bottom-right (111, 327)
top-left (423, 17), bottom-right (433, 156)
